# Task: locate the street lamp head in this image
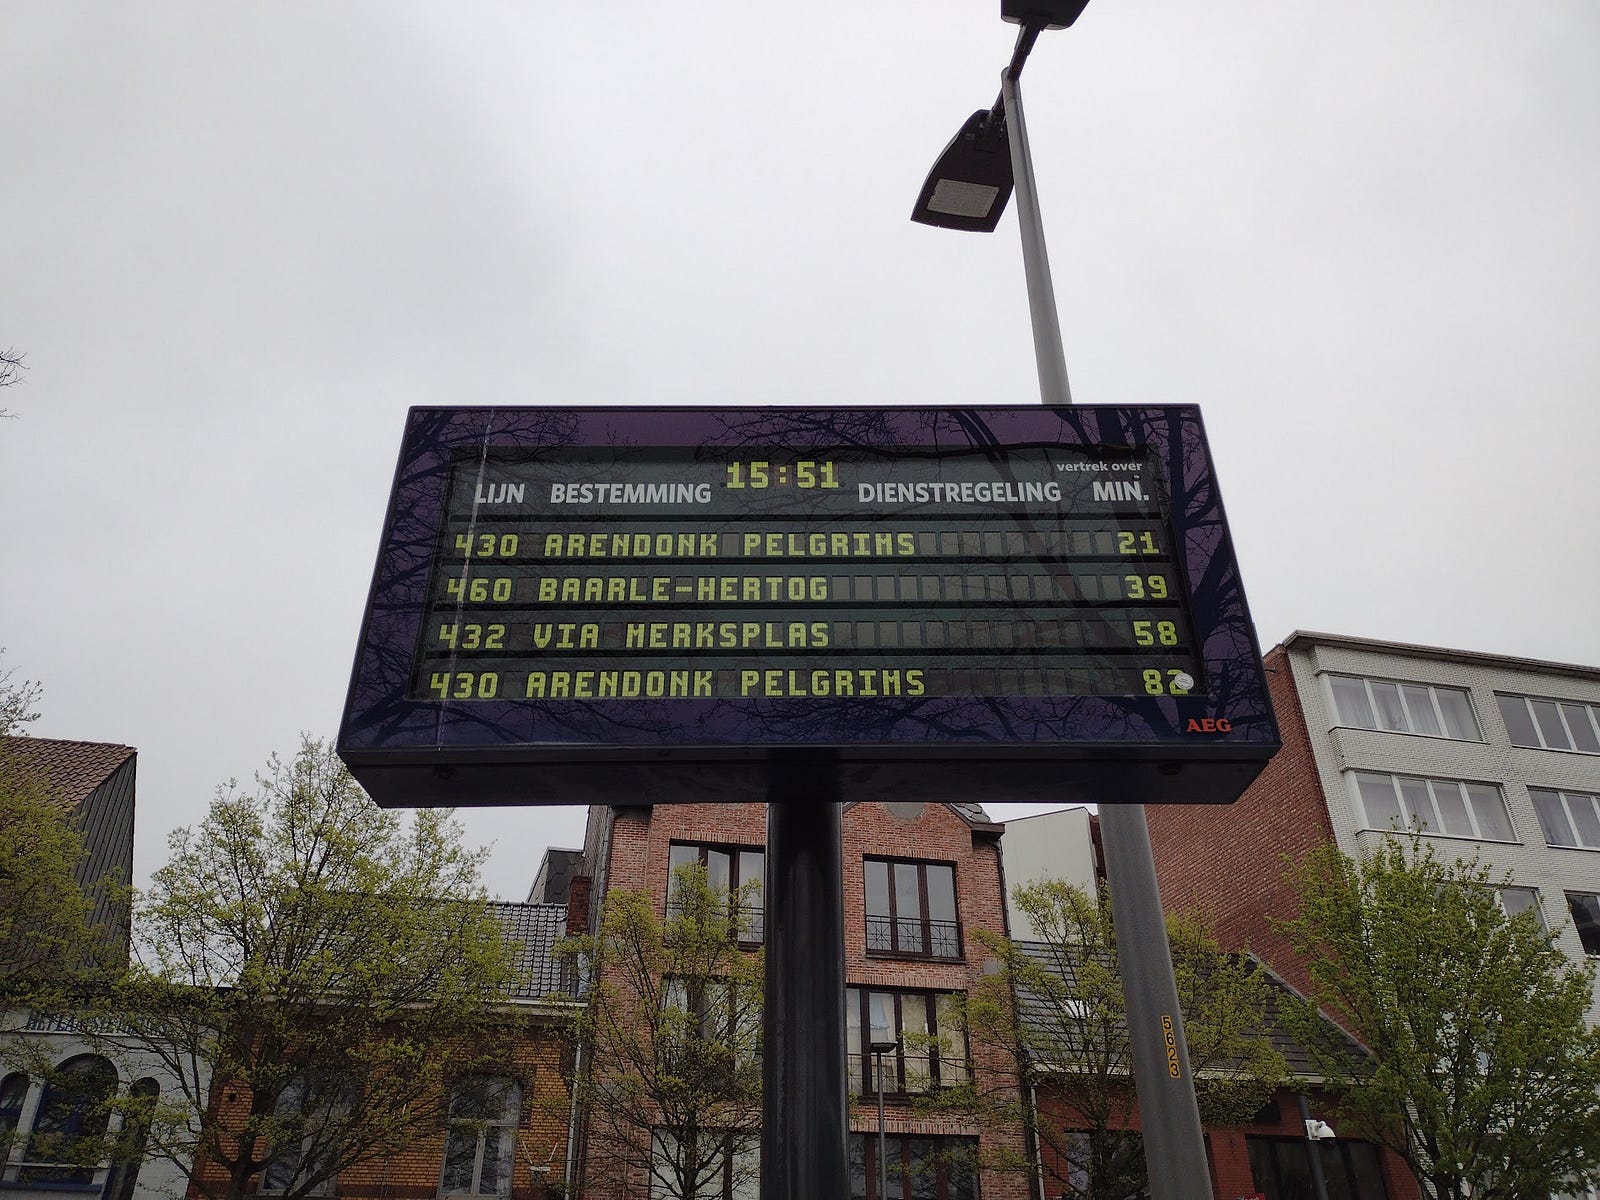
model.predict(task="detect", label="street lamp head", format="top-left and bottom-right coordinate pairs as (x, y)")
top-left (1001, 0), bottom-right (1090, 29)
top-left (869, 1039), bottom-right (900, 1055)
top-left (910, 109), bottom-right (1014, 233)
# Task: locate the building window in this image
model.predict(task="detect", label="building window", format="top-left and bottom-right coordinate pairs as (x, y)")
top-left (1050, 1131), bottom-right (1147, 1199)
top-left (668, 843), bottom-right (765, 944)
top-left (261, 1073), bottom-right (349, 1195)
top-left (1328, 674), bottom-right (1481, 741)
top-left (847, 1134), bottom-right (977, 1200)
top-left (441, 1076), bottom-right (520, 1197)
top-left (4, 1055), bottom-right (119, 1188)
top-left (845, 989), bottom-right (968, 1094)
top-left (1350, 771), bottom-right (1516, 842)
top-left (1566, 894), bottom-right (1600, 956)
top-left (105, 1079), bottom-right (159, 1200)
top-left (649, 1129), bottom-right (758, 1200)
top-left (1531, 788), bottom-right (1600, 850)
top-left (1247, 1136), bottom-right (1388, 1200)
top-left (1497, 887), bottom-right (1546, 930)
top-left (864, 859), bottom-right (960, 959)
top-left (1497, 694), bottom-right (1600, 754)
top-left (0, 1072), bottom-right (26, 1144)
top-left (661, 976), bottom-right (761, 1070)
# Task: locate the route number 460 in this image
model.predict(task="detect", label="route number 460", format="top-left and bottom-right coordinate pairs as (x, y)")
top-left (445, 576), bottom-right (513, 602)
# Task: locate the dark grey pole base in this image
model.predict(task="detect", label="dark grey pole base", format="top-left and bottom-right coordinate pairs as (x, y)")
top-left (762, 757), bottom-right (847, 1200)
top-left (1098, 803), bottom-right (1210, 1199)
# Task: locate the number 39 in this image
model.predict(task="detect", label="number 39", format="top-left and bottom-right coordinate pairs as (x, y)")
top-left (1124, 574), bottom-right (1169, 600)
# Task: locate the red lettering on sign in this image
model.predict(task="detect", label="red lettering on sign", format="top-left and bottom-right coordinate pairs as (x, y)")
top-left (1185, 718), bottom-right (1234, 734)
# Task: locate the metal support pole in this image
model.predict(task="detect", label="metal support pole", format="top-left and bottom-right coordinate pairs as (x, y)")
top-left (1098, 804), bottom-right (1211, 1198)
top-left (876, 1051), bottom-right (889, 1200)
top-left (762, 759), bottom-right (847, 1200)
top-left (1002, 52), bottom-right (1211, 1200)
top-left (1298, 1093), bottom-right (1332, 1200)
top-left (1001, 66), bottom-right (1073, 409)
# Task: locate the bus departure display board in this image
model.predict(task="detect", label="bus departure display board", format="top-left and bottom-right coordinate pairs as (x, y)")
top-left (338, 406), bottom-right (1279, 807)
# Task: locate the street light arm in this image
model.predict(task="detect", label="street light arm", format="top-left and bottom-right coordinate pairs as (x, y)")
top-left (1005, 22), bottom-right (1044, 84)
top-left (986, 22), bottom-right (1045, 121)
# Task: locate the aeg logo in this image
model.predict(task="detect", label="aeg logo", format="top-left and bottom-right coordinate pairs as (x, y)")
top-left (1185, 717), bottom-right (1233, 734)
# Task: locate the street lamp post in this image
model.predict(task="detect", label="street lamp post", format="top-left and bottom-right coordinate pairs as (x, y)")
top-left (869, 1037), bottom-right (899, 1200)
top-left (913, 7), bottom-right (1211, 1200)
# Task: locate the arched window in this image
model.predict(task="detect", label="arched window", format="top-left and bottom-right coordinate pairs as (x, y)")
top-left (0, 1072), bottom-right (29, 1137)
top-left (22, 1055), bottom-right (118, 1185)
top-left (440, 1076), bottom-right (520, 1197)
top-left (1, 1071), bottom-right (31, 1167)
top-left (105, 1078), bottom-right (160, 1200)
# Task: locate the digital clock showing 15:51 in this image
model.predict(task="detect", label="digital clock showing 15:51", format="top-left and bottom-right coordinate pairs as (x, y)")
top-left (724, 460), bottom-right (842, 490)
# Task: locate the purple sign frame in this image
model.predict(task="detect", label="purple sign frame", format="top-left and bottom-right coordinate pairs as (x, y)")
top-left (337, 406), bottom-right (1278, 806)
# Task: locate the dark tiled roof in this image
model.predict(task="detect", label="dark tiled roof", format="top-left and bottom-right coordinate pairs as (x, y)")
top-left (946, 800), bottom-right (996, 827)
top-left (0, 736), bottom-right (135, 813)
top-left (528, 848), bottom-right (584, 904)
top-left (841, 800), bottom-right (997, 826)
top-left (488, 901), bottom-right (572, 1002)
top-left (1012, 940), bottom-right (1365, 1081)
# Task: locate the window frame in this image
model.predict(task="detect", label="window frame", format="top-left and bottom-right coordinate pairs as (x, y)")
top-left (1566, 893), bottom-right (1600, 957)
top-left (2, 1055), bottom-right (119, 1190)
top-left (439, 1075), bottom-right (522, 1198)
top-left (1246, 1135), bottom-right (1389, 1200)
top-left (1325, 673), bottom-right (1482, 742)
top-left (1348, 770), bottom-right (1519, 843)
top-left (1495, 886), bottom-right (1546, 930)
top-left (846, 988), bottom-right (969, 1096)
top-left (1530, 787), bottom-right (1600, 851)
top-left (863, 857), bottom-right (963, 961)
top-left (660, 975), bottom-right (762, 1072)
top-left (667, 841), bottom-right (765, 946)
top-left (260, 1073), bottom-right (351, 1197)
top-left (847, 1133), bottom-right (978, 1200)
top-left (648, 1128), bottom-right (758, 1200)
top-left (1496, 692), bottom-right (1600, 754)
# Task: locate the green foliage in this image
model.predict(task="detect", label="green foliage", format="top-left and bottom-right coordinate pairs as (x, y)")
top-left (0, 649), bottom-right (42, 736)
top-left (0, 760), bottom-right (96, 998)
top-left (0, 655), bottom-right (102, 1005)
top-left (941, 879), bottom-right (1285, 1200)
top-left (101, 735), bottom-right (521, 1200)
top-left (556, 864), bottom-right (762, 1200)
top-left (1275, 838), bottom-right (1600, 1200)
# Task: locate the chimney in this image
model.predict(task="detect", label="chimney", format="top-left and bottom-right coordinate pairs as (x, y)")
top-left (565, 875), bottom-right (592, 937)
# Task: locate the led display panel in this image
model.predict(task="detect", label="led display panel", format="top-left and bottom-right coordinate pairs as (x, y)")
top-left (338, 407), bottom-right (1279, 806)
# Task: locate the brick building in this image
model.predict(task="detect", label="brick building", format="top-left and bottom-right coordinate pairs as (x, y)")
top-left (178, 901), bottom-right (578, 1200)
top-left (573, 800), bottom-right (1029, 1200)
top-left (998, 810), bottom-right (1419, 1200)
top-left (1147, 631), bottom-right (1600, 1018)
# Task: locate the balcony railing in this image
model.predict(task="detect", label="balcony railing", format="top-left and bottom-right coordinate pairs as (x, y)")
top-left (864, 916), bottom-right (960, 959)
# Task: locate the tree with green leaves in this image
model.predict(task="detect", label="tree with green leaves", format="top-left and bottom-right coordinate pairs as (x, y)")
top-left (1275, 837), bottom-right (1600, 1200)
top-left (558, 864), bottom-right (763, 1200)
top-left (99, 735), bottom-right (522, 1200)
top-left (0, 654), bottom-right (100, 1003)
top-left (937, 879), bottom-right (1285, 1200)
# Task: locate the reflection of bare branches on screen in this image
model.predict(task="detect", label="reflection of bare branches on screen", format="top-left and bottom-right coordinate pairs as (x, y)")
top-left (341, 406), bottom-right (1278, 772)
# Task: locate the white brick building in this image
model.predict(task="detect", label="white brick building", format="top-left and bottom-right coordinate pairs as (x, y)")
top-left (1250, 631), bottom-right (1600, 1018)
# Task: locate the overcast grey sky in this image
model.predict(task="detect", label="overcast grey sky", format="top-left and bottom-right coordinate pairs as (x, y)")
top-left (3, 2), bottom-right (1597, 902)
